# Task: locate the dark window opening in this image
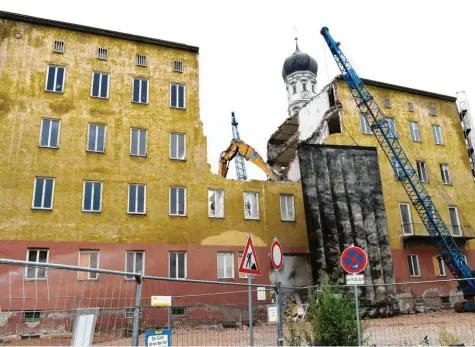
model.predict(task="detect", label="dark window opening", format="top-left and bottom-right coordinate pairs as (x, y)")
top-left (327, 113), bottom-right (342, 134)
top-left (172, 307), bottom-right (185, 316)
top-left (328, 87), bottom-right (336, 107)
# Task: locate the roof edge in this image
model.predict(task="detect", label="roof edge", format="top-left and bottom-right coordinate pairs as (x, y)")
top-left (0, 11), bottom-right (199, 53)
top-left (336, 75), bottom-right (456, 102)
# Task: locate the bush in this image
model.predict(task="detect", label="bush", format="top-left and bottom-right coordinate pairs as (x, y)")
top-left (304, 284), bottom-right (361, 346)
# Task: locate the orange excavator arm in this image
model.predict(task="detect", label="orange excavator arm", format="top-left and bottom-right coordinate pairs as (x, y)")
top-left (219, 139), bottom-right (284, 181)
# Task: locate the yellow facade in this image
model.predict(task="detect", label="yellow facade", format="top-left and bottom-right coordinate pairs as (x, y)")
top-left (326, 79), bottom-right (475, 251)
top-left (0, 15), bottom-right (307, 250)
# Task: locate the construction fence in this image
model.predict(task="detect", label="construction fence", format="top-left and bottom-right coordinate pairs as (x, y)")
top-left (1, 258), bottom-right (475, 346)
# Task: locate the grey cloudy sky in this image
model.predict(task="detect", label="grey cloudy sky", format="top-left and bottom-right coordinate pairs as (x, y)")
top-left (2, 0), bottom-right (474, 180)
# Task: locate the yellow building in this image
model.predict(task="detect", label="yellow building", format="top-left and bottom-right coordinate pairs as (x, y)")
top-left (0, 11), bottom-right (309, 286)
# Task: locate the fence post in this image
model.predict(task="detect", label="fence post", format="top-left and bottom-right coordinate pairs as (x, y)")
top-left (276, 283), bottom-right (284, 346)
top-left (248, 275), bottom-right (254, 346)
top-left (132, 272), bottom-right (143, 347)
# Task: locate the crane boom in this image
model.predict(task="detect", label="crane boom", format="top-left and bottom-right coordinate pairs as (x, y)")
top-left (231, 112), bottom-right (248, 181)
top-left (320, 27), bottom-right (475, 298)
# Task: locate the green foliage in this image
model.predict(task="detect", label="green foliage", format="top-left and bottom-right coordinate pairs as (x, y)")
top-left (304, 284), bottom-right (361, 346)
top-left (438, 327), bottom-right (459, 346)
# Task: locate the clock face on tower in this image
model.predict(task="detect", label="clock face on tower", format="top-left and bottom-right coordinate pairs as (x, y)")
top-left (302, 91), bottom-right (310, 98)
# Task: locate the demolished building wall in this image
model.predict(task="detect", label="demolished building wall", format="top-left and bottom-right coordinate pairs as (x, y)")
top-left (298, 144), bottom-right (397, 314)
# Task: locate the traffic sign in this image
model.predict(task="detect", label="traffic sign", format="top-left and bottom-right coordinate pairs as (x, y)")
top-left (340, 246), bottom-right (367, 274)
top-left (270, 239), bottom-right (283, 270)
top-left (239, 236), bottom-right (261, 275)
top-left (145, 329), bottom-right (171, 347)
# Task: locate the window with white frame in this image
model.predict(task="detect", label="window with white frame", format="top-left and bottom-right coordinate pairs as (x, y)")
top-left (311, 81), bottom-right (316, 93)
top-left (217, 252), bottom-right (234, 279)
top-left (23, 311), bottom-right (41, 322)
top-left (53, 40), bottom-right (64, 53)
top-left (170, 133), bottom-right (186, 160)
top-left (125, 307), bottom-right (135, 319)
top-left (83, 181), bottom-right (102, 213)
top-left (170, 187), bottom-right (186, 216)
top-left (40, 118), bottom-right (60, 148)
top-left (385, 117), bottom-right (397, 138)
top-left (440, 164), bottom-right (451, 185)
top-left (208, 189), bottom-right (224, 218)
top-left (301, 81), bottom-right (307, 92)
top-left (26, 249), bottom-right (49, 280)
top-left (125, 251), bottom-right (144, 279)
top-left (137, 54), bottom-right (147, 67)
top-left (448, 206), bottom-right (462, 236)
top-left (173, 60), bottom-right (183, 72)
top-left (128, 184), bottom-right (146, 214)
top-left (409, 121), bottom-right (421, 142)
top-left (32, 177), bottom-right (55, 210)
top-left (416, 160), bottom-right (429, 183)
top-left (78, 250), bottom-right (99, 280)
top-left (87, 124), bottom-right (106, 153)
top-left (169, 252), bottom-right (186, 279)
top-left (436, 256), bottom-right (446, 276)
top-left (432, 125), bottom-right (443, 145)
top-left (391, 158), bottom-right (404, 180)
top-left (45, 65), bottom-right (65, 92)
top-left (430, 106), bottom-right (437, 116)
top-left (244, 192), bottom-right (260, 220)
top-left (132, 78), bottom-right (149, 104)
top-left (130, 128), bottom-right (147, 156)
top-left (399, 203), bottom-right (413, 235)
top-left (291, 83), bottom-right (297, 94)
top-left (280, 194), bottom-right (295, 221)
top-left (360, 113), bottom-right (372, 134)
top-left (97, 47), bottom-right (108, 60)
top-left (384, 98), bottom-right (391, 108)
top-left (407, 254), bottom-right (420, 277)
top-left (91, 72), bottom-right (110, 99)
top-left (170, 83), bottom-right (186, 109)
top-left (408, 102), bottom-right (414, 112)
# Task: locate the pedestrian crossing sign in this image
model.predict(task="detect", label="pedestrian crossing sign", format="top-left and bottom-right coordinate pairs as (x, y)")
top-left (239, 236), bottom-right (261, 276)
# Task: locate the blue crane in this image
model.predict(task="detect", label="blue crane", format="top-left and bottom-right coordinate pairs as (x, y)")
top-left (231, 112), bottom-right (248, 181)
top-left (320, 27), bottom-right (475, 304)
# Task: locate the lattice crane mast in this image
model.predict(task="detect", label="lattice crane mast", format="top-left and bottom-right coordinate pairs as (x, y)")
top-left (321, 27), bottom-right (475, 305)
top-left (231, 112), bottom-right (248, 181)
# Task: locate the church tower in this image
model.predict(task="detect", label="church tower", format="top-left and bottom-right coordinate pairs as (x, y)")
top-left (282, 39), bottom-right (318, 114)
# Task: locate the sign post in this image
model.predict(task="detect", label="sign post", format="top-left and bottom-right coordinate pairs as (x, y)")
top-left (239, 235), bottom-right (261, 346)
top-left (270, 238), bottom-right (284, 346)
top-left (340, 245), bottom-right (367, 347)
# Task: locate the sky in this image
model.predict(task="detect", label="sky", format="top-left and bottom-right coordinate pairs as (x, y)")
top-left (2, 0), bottom-right (475, 180)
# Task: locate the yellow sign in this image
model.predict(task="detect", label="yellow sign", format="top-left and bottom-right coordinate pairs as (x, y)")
top-left (151, 296), bottom-right (172, 307)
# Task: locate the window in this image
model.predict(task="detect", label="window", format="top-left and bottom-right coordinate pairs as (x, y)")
top-left (386, 118), bottom-right (396, 138)
top-left (23, 311), bottom-right (41, 323)
top-left (399, 203), bottom-right (413, 235)
top-left (237, 252), bottom-right (247, 279)
top-left (217, 252), bottom-right (234, 279)
top-left (391, 158), bottom-right (404, 180)
top-left (170, 83), bottom-right (186, 109)
top-left (408, 102), bottom-right (414, 112)
top-left (169, 252), bottom-right (186, 279)
top-left (87, 124), bottom-right (106, 153)
top-left (432, 125), bottom-right (443, 145)
top-left (171, 307), bottom-right (185, 316)
top-left (170, 187), bottom-right (186, 216)
top-left (384, 98), bottom-right (391, 108)
top-left (244, 192), bottom-right (260, 220)
top-left (208, 189), bottom-right (224, 218)
top-left (130, 128), bottom-right (147, 156)
top-left (26, 249), bottom-right (49, 280)
top-left (91, 72), bottom-right (110, 99)
top-left (360, 113), bottom-right (372, 134)
top-left (328, 86), bottom-right (336, 107)
top-left (125, 307), bottom-right (135, 319)
top-left (97, 47), bottom-right (108, 60)
top-left (82, 181), bottom-right (102, 213)
top-left (40, 118), bottom-right (60, 148)
top-left (291, 83), bottom-right (297, 94)
top-left (137, 54), bottom-right (147, 67)
top-left (416, 161), bottom-right (429, 183)
top-left (78, 250), bottom-right (99, 280)
top-left (280, 194), bottom-right (295, 221)
top-left (434, 256), bottom-right (446, 276)
top-left (449, 206), bottom-right (462, 236)
top-left (407, 254), bottom-right (420, 277)
top-left (301, 81), bottom-right (307, 91)
top-left (128, 184), bottom-right (146, 214)
top-left (173, 60), bottom-right (184, 72)
top-left (45, 65), bottom-right (65, 92)
top-left (125, 251), bottom-right (144, 279)
top-left (170, 133), bottom-right (186, 160)
top-left (409, 121), bottom-right (421, 142)
top-left (440, 164), bottom-right (451, 185)
top-left (53, 40), bottom-right (64, 53)
top-left (311, 81), bottom-right (316, 93)
top-left (32, 177), bottom-right (55, 210)
top-left (430, 106), bottom-right (437, 116)
top-left (132, 78), bottom-right (149, 104)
